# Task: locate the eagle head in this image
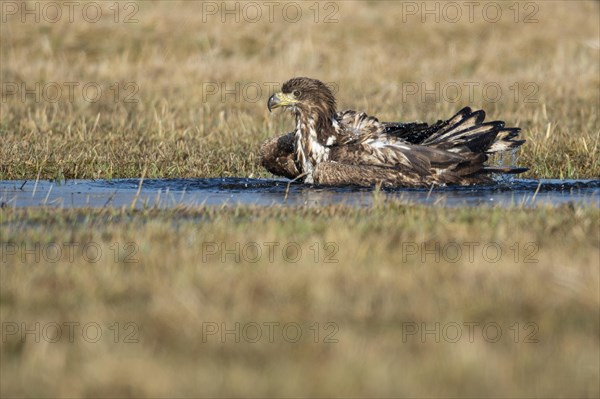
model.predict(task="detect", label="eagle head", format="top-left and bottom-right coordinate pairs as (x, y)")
top-left (267, 77), bottom-right (336, 118)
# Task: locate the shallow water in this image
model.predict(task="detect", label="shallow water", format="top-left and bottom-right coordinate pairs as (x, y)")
top-left (0, 178), bottom-right (598, 208)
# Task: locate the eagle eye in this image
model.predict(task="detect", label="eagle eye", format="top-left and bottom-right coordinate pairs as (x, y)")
top-left (292, 90), bottom-right (301, 98)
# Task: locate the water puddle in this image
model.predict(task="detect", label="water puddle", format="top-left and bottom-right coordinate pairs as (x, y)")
top-left (0, 178), bottom-right (598, 208)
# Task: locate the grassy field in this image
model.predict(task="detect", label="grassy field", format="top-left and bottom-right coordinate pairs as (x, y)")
top-left (0, 1), bottom-right (598, 180)
top-left (1, 205), bottom-right (599, 397)
top-left (1, 1), bottom-right (599, 398)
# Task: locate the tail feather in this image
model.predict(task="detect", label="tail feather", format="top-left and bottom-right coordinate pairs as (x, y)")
top-left (488, 128), bottom-right (524, 153)
top-left (433, 123), bottom-right (501, 152)
top-left (421, 107), bottom-right (527, 178)
top-left (420, 107), bottom-right (525, 156)
top-left (423, 107), bottom-right (483, 141)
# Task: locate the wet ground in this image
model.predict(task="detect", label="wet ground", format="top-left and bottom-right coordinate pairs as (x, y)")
top-left (1, 178), bottom-right (598, 208)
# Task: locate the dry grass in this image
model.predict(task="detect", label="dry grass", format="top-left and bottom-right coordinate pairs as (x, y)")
top-left (1, 1), bottom-right (599, 398)
top-left (1, 204), bottom-right (599, 397)
top-left (0, 1), bottom-right (598, 180)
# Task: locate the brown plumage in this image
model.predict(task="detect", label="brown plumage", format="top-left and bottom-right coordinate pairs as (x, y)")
top-left (263, 77), bottom-right (527, 187)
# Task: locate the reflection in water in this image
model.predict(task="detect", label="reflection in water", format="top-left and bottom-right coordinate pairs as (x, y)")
top-left (0, 178), bottom-right (598, 208)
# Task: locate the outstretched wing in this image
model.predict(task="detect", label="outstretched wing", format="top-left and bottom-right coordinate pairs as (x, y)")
top-left (330, 107), bottom-right (525, 178)
top-left (382, 107), bottom-right (525, 154)
top-left (329, 133), bottom-right (472, 177)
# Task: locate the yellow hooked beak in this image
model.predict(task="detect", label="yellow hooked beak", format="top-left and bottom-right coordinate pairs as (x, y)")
top-left (267, 92), bottom-right (298, 112)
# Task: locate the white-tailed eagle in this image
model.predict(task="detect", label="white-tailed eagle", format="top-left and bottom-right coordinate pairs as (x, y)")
top-left (261, 77), bottom-right (526, 187)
